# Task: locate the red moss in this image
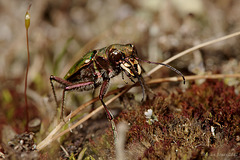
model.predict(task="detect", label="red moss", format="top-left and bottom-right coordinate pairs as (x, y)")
top-left (87, 80), bottom-right (239, 159)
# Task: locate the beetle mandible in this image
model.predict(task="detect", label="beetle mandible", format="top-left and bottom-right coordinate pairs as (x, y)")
top-left (50, 44), bottom-right (185, 121)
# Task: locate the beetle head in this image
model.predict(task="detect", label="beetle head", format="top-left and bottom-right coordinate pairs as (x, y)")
top-left (107, 44), bottom-right (141, 78)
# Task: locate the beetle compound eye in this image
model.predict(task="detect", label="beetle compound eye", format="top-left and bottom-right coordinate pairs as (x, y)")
top-left (109, 49), bottom-right (123, 63)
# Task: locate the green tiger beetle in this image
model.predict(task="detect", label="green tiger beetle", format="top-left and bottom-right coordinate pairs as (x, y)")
top-left (50, 44), bottom-right (185, 121)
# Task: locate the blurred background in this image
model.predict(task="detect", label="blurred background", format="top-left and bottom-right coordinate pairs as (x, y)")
top-left (0, 0), bottom-right (240, 141)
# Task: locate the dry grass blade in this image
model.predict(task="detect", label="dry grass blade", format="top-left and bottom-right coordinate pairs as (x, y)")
top-left (53, 86), bottom-right (132, 142)
top-left (37, 85), bottom-right (129, 151)
top-left (147, 74), bottom-right (240, 84)
top-left (36, 95), bottom-right (103, 151)
top-left (147, 31), bottom-right (240, 76)
top-left (36, 85), bottom-right (132, 151)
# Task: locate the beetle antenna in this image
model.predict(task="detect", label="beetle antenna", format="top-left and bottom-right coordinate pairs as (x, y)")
top-left (136, 58), bottom-right (185, 84)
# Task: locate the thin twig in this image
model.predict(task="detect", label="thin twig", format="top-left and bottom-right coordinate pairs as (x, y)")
top-left (63, 86), bottom-right (128, 121)
top-left (147, 31), bottom-right (240, 76)
top-left (147, 74), bottom-right (240, 84)
top-left (36, 87), bottom-right (127, 150)
top-left (55, 87), bottom-right (131, 141)
top-left (37, 85), bottom-right (132, 151)
top-left (60, 145), bottom-right (70, 158)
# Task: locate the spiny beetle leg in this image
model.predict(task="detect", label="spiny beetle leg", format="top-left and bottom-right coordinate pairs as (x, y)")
top-left (99, 78), bottom-right (113, 120)
top-left (59, 81), bottom-right (94, 121)
top-left (121, 71), bottom-right (128, 84)
top-left (100, 99), bottom-right (113, 120)
top-left (49, 75), bottom-right (72, 108)
top-left (50, 75), bottom-right (95, 121)
top-left (137, 75), bottom-right (146, 102)
top-left (50, 75), bottom-right (74, 109)
top-left (65, 81), bottom-right (94, 90)
top-left (50, 75), bottom-right (73, 86)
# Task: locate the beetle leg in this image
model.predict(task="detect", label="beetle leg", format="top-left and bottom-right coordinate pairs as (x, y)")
top-left (60, 81), bottom-right (94, 121)
top-left (127, 74), bottom-right (136, 83)
top-left (50, 75), bottom-right (95, 121)
top-left (50, 75), bottom-right (73, 86)
top-left (121, 71), bottom-right (128, 84)
top-left (61, 89), bottom-right (66, 121)
top-left (50, 75), bottom-right (74, 109)
top-left (137, 75), bottom-right (146, 102)
top-left (99, 78), bottom-right (113, 120)
top-left (91, 89), bottom-right (96, 110)
top-left (122, 69), bottom-right (136, 83)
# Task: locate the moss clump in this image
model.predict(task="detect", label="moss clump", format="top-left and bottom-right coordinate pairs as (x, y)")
top-left (87, 80), bottom-right (240, 159)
